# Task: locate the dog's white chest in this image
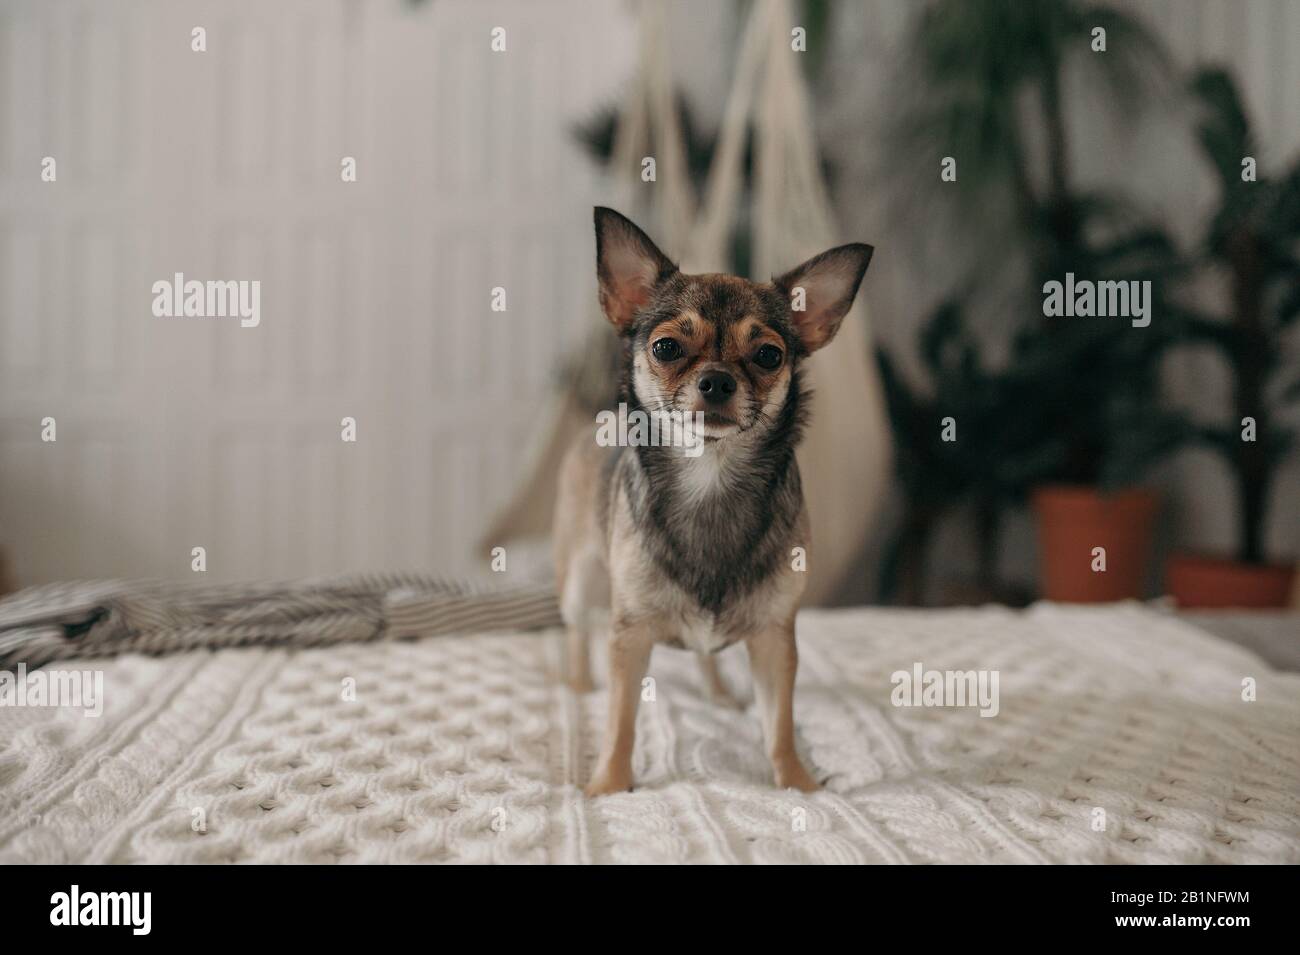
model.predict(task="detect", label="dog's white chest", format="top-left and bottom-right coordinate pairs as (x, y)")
top-left (676, 450), bottom-right (727, 503)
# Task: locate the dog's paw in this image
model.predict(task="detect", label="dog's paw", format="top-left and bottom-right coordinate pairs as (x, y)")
top-left (775, 762), bottom-right (821, 793)
top-left (583, 765), bottom-right (633, 798)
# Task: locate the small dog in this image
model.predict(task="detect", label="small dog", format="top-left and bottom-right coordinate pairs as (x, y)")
top-left (555, 207), bottom-right (873, 797)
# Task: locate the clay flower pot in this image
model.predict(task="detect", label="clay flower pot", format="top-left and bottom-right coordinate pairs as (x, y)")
top-left (1032, 485), bottom-right (1158, 603)
top-left (1165, 553), bottom-right (1295, 609)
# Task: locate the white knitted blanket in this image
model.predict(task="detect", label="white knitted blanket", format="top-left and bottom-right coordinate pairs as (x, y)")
top-left (2, 603), bottom-right (1297, 864)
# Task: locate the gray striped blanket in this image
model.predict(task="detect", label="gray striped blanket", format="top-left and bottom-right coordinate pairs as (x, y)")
top-left (0, 572), bottom-right (561, 668)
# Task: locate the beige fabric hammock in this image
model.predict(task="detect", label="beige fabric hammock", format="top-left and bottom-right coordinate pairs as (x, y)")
top-left (482, 0), bottom-right (892, 604)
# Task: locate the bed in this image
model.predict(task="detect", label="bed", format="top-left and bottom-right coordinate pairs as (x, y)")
top-left (1, 600), bottom-right (1297, 864)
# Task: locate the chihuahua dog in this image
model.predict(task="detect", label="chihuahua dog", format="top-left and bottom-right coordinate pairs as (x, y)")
top-left (555, 207), bottom-right (873, 797)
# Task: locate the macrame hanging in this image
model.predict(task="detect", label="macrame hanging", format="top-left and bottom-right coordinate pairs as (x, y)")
top-left (482, 0), bottom-right (892, 604)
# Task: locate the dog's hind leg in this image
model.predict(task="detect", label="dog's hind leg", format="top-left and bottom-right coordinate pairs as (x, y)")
top-left (560, 547), bottom-right (606, 693)
top-left (553, 439), bottom-right (612, 694)
top-left (696, 653), bottom-right (743, 710)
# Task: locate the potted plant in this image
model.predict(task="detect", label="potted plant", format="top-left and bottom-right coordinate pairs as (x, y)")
top-left (1164, 68), bottom-right (1300, 607)
top-left (892, 0), bottom-right (1187, 601)
top-left (1008, 224), bottom-right (1190, 602)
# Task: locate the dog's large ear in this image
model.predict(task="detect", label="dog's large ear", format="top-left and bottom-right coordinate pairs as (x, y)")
top-left (774, 243), bottom-right (874, 353)
top-left (594, 207), bottom-right (677, 332)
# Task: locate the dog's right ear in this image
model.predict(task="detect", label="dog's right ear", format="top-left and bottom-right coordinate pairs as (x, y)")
top-left (594, 207), bottom-right (676, 332)
top-left (774, 243), bottom-right (873, 354)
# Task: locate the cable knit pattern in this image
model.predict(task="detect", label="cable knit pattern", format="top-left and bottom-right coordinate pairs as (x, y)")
top-left (1, 603), bottom-right (1297, 863)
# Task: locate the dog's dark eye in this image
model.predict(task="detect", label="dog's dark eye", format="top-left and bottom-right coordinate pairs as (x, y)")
top-left (754, 344), bottom-right (783, 370)
top-left (652, 338), bottom-right (683, 362)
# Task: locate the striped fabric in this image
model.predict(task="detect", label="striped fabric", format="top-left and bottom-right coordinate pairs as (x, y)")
top-left (0, 572), bottom-right (561, 669)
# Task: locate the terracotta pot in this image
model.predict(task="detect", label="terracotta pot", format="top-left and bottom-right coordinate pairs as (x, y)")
top-left (1032, 485), bottom-right (1158, 603)
top-left (1166, 553), bottom-right (1295, 609)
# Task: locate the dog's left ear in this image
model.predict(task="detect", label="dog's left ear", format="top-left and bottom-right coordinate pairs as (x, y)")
top-left (774, 243), bottom-right (874, 353)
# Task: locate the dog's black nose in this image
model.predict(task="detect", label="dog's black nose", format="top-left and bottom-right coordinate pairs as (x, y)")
top-left (697, 370), bottom-right (736, 404)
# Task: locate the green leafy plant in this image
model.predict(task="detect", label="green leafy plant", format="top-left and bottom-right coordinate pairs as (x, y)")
top-left (875, 0), bottom-right (1198, 601)
top-left (1172, 67), bottom-right (1300, 564)
top-left (998, 219), bottom-right (1191, 489)
top-left (888, 0), bottom-right (1188, 490)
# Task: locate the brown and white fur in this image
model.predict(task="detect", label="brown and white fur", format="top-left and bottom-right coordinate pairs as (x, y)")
top-left (555, 207), bottom-right (873, 797)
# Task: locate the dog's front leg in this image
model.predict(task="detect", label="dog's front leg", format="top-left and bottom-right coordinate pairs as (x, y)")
top-left (584, 622), bottom-right (654, 797)
top-left (746, 625), bottom-right (819, 792)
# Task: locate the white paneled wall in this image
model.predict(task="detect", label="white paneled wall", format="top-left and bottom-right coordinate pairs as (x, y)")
top-left (0, 0), bottom-right (635, 584)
